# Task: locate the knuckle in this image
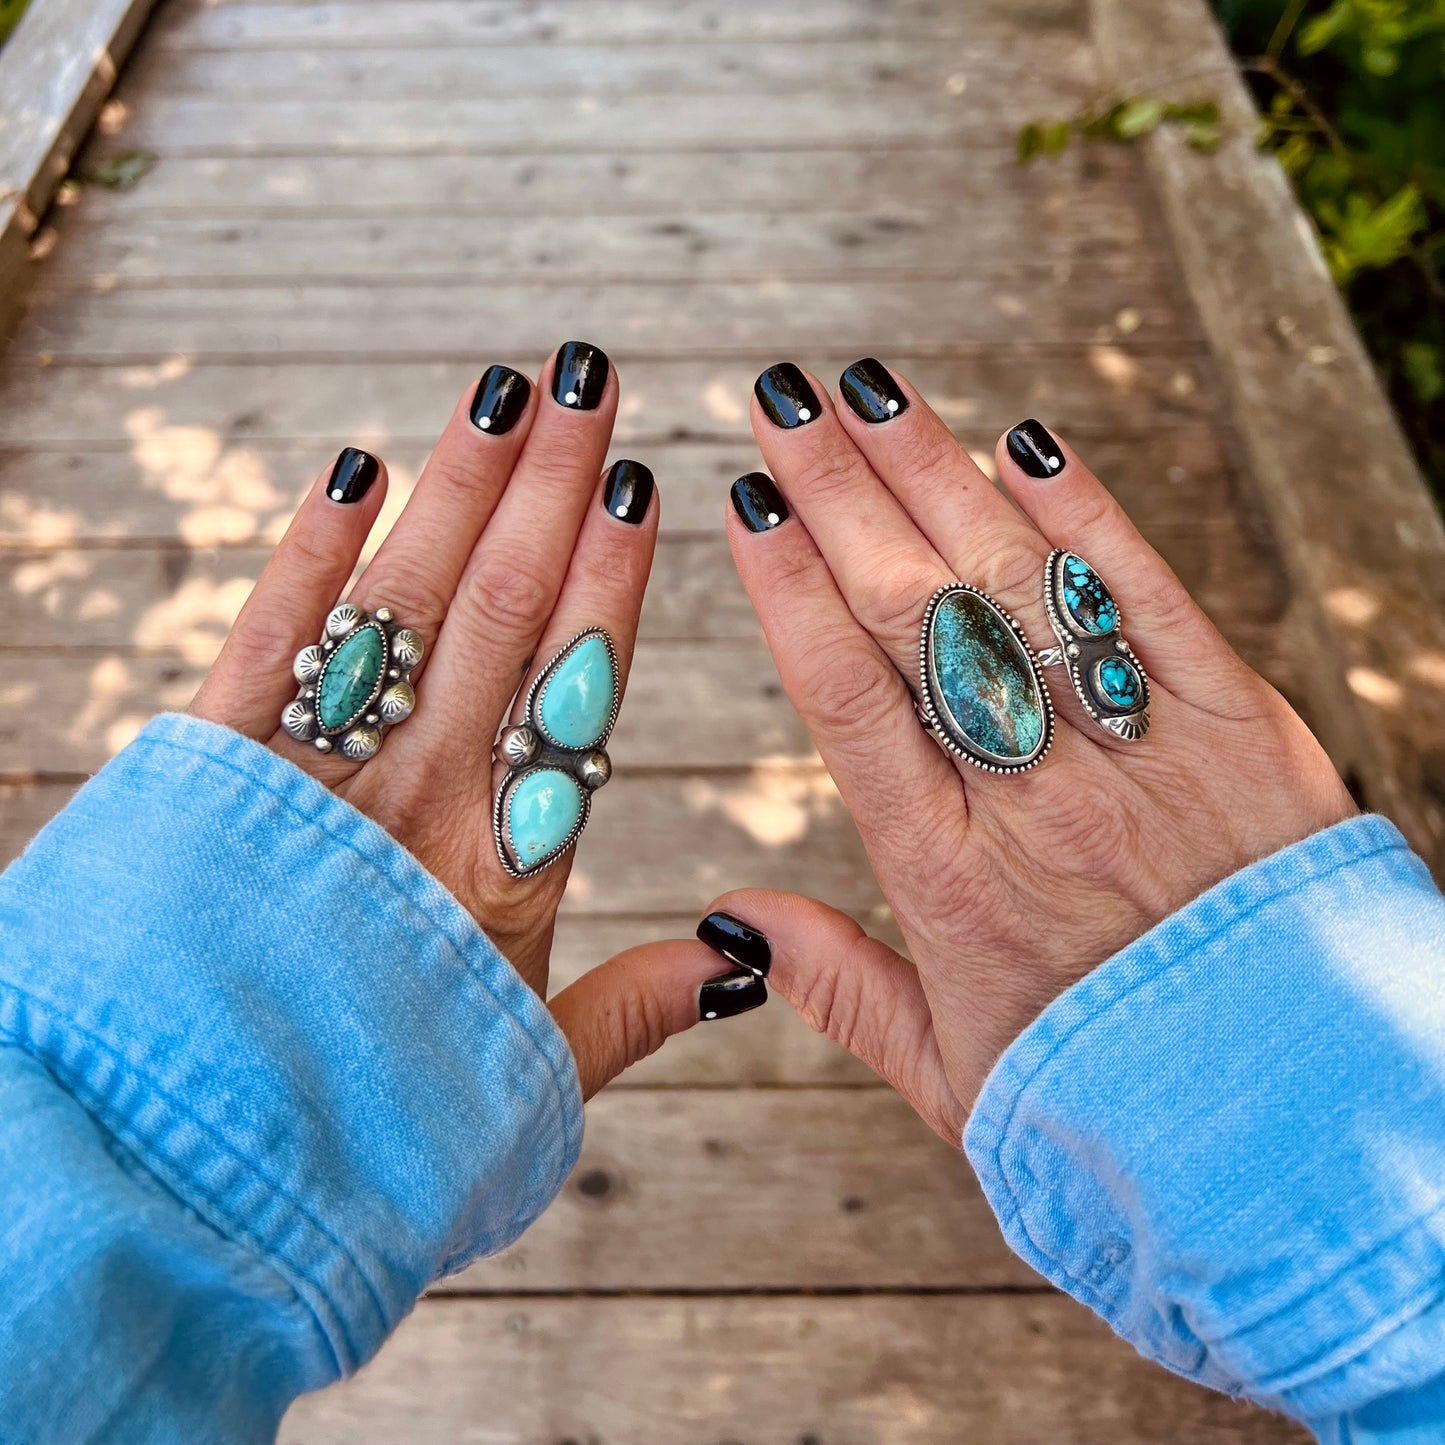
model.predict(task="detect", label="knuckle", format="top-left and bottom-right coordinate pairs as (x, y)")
top-left (422, 444), bottom-right (503, 500)
top-left (790, 444), bottom-right (867, 505)
top-left (359, 569), bottom-right (453, 636)
top-left (860, 554), bottom-right (947, 645)
top-left (1059, 486), bottom-right (1117, 540)
top-left (465, 553), bottom-right (553, 638)
top-left (980, 533), bottom-right (1048, 612)
top-left (798, 641), bottom-right (903, 738)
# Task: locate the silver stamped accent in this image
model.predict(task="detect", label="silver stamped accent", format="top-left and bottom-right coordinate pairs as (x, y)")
top-left (498, 724), bottom-right (540, 767)
top-left (281, 699), bottom-right (318, 740)
top-left (326, 603), bottom-right (363, 639)
top-left (340, 725), bottom-right (382, 760)
top-left (292, 644), bottom-right (326, 684)
top-left (377, 681), bottom-right (415, 723)
top-left (390, 629), bottom-right (424, 668)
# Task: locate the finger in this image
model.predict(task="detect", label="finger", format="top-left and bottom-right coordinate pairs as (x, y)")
top-left (417, 341), bottom-right (619, 752)
top-left (833, 358), bottom-right (1055, 641)
top-left (750, 362), bottom-right (954, 674)
top-left (725, 471), bottom-right (964, 893)
top-left (994, 420), bottom-right (1256, 707)
top-left (700, 894), bottom-right (966, 1144)
top-left (191, 448), bottom-right (387, 738)
top-left (547, 937), bottom-right (764, 1101)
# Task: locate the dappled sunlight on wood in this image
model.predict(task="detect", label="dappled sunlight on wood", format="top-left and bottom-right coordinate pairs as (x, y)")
top-left (683, 758), bottom-right (837, 849)
top-left (1326, 585), bottom-right (1382, 628)
top-left (1348, 666), bottom-right (1405, 710)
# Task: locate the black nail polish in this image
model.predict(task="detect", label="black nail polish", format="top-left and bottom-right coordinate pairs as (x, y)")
top-left (730, 473), bottom-right (789, 533)
top-left (602, 459), bottom-right (654, 525)
top-left (699, 968), bottom-right (768, 1021)
top-left (553, 340), bottom-right (610, 411)
top-left (755, 362), bottom-right (820, 429)
top-left (840, 358), bottom-right (908, 424)
top-left (1006, 419), bottom-right (1066, 480)
top-left (697, 912), bottom-right (771, 978)
top-left (324, 447), bottom-right (379, 504)
top-left (470, 365), bottom-right (531, 436)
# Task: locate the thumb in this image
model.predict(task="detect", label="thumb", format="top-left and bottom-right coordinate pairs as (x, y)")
top-left (701, 890), bottom-right (967, 1145)
top-left (548, 937), bottom-right (767, 1100)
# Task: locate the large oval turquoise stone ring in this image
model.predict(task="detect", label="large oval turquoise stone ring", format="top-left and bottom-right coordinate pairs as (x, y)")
top-left (918, 585), bottom-right (1054, 773)
top-left (493, 627), bottom-right (620, 878)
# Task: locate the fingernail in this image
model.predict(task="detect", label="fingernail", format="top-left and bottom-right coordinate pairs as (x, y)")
top-left (840, 357), bottom-right (908, 424)
top-left (470, 365), bottom-right (531, 436)
top-left (699, 968), bottom-right (768, 1021)
top-left (325, 447), bottom-right (379, 504)
top-left (553, 340), bottom-right (610, 411)
top-left (755, 362), bottom-right (820, 429)
top-left (697, 911), bottom-right (771, 978)
top-left (730, 472), bottom-right (789, 533)
top-left (602, 459), bottom-right (654, 525)
top-left (1006, 419), bottom-right (1066, 480)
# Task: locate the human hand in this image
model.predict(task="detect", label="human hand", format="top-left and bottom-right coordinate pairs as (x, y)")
top-left (190, 344), bottom-right (747, 1097)
top-left (640, 360), bottom-right (1355, 1142)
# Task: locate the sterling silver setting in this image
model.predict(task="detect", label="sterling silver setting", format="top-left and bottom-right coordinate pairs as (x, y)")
top-left (1040, 549), bottom-right (1151, 741)
top-left (492, 628), bottom-right (620, 880)
top-left (281, 603), bottom-right (422, 763)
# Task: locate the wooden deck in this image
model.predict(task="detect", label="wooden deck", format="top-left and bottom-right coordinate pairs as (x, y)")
top-left (0, 0), bottom-right (1318, 1438)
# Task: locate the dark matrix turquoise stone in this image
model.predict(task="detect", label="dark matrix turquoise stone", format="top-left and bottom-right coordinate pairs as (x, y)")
top-left (1095, 655), bottom-right (1143, 708)
top-left (928, 590), bottom-right (1045, 761)
top-left (1061, 553), bottom-right (1119, 635)
top-left (318, 624), bottom-right (385, 730)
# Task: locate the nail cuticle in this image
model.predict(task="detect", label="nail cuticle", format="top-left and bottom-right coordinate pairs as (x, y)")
top-left (553, 340), bottom-right (610, 411)
top-left (324, 447), bottom-right (380, 504)
top-left (699, 968), bottom-right (768, 1022)
top-left (602, 459), bottom-right (655, 525)
top-left (840, 357), bottom-right (908, 424)
top-left (470, 365), bottom-right (531, 436)
top-left (697, 911), bottom-right (771, 978)
top-left (730, 472), bottom-right (789, 534)
top-left (755, 362), bottom-right (821, 430)
top-left (1006, 419), bottom-right (1066, 480)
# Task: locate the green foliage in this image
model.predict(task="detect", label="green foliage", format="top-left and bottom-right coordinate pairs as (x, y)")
top-left (0, 0), bottom-right (30, 48)
top-left (77, 152), bottom-right (158, 191)
top-left (1020, 0), bottom-right (1444, 498)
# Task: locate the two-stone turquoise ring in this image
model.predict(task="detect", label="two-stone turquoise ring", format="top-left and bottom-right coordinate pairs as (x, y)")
top-left (281, 602), bottom-right (422, 761)
top-left (917, 552), bottom-right (1149, 772)
top-left (493, 628), bottom-right (619, 878)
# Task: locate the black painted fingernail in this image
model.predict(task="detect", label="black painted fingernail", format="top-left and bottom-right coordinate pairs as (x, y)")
top-left (697, 912), bottom-right (771, 978)
top-left (840, 357), bottom-right (908, 424)
top-left (602, 459), bottom-right (654, 525)
top-left (699, 968), bottom-right (768, 1021)
top-left (470, 365), bottom-right (531, 436)
top-left (1006, 419), bottom-right (1066, 480)
top-left (730, 472), bottom-right (789, 533)
top-left (755, 362), bottom-right (820, 429)
top-left (325, 447), bottom-right (379, 504)
top-left (553, 340), bottom-right (610, 411)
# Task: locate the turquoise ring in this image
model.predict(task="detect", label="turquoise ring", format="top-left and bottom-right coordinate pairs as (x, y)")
top-left (282, 603), bottom-right (422, 761)
top-left (917, 583), bottom-right (1055, 774)
top-left (493, 628), bottom-right (619, 878)
top-left (1038, 549), bottom-right (1151, 741)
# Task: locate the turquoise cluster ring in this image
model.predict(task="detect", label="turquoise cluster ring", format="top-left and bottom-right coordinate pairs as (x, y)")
top-left (1038, 549), bottom-right (1151, 741)
top-left (282, 602), bottom-right (422, 761)
top-left (493, 628), bottom-right (619, 878)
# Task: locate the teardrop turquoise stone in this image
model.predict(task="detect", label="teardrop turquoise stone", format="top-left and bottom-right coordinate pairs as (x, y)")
top-left (1061, 553), bottom-right (1119, 635)
top-left (928, 590), bottom-right (1045, 761)
top-left (317, 624), bottom-right (385, 731)
top-left (506, 768), bottom-right (584, 870)
top-left (538, 634), bottom-right (616, 748)
top-left (1095, 655), bottom-right (1142, 708)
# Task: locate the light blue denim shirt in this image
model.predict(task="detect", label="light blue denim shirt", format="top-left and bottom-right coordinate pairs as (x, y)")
top-left (0, 715), bottom-right (1442, 1442)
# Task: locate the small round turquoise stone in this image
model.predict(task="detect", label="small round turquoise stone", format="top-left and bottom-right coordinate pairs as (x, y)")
top-left (317, 624), bottom-right (385, 731)
top-left (506, 768), bottom-right (584, 870)
top-left (538, 634), bottom-right (616, 749)
top-left (1095, 655), bottom-right (1142, 708)
top-left (1061, 554), bottom-right (1119, 635)
top-left (928, 590), bottom-right (1045, 761)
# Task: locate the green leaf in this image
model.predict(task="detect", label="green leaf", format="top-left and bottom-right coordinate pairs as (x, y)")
top-left (1041, 119), bottom-right (1073, 156)
top-left (1115, 97), bottom-right (1166, 138)
top-left (1278, 133), bottom-right (1315, 174)
top-left (1321, 182), bottom-right (1426, 281)
top-left (78, 151), bottom-right (157, 190)
top-left (1184, 122), bottom-right (1223, 152)
top-left (1165, 98), bottom-right (1222, 124)
top-left (1363, 44), bottom-right (1400, 74)
top-left (1298, 2), bottom-right (1352, 55)
top-left (1017, 122), bottom-right (1044, 165)
top-left (1402, 342), bottom-right (1445, 405)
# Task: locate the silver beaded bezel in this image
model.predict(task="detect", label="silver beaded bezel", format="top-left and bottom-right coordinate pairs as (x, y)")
top-left (917, 583), bottom-right (1055, 774)
top-left (492, 628), bottom-right (619, 879)
top-left (1042, 549), bottom-right (1152, 742)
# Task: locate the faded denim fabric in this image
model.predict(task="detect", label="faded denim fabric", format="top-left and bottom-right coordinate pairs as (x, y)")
top-left (967, 815), bottom-right (1445, 1442)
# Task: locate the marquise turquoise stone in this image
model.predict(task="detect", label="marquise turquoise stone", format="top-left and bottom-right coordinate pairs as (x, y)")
top-left (928, 590), bottom-right (1045, 761)
top-left (538, 634), bottom-right (616, 748)
top-left (1095, 655), bottom-right (1143, 708)
top-left (317, 624), bottom-right (385, 731)
top-left (1060, 553), bottom-right (1119, 635)
top-left (506, 768), bottom-right (584, 870)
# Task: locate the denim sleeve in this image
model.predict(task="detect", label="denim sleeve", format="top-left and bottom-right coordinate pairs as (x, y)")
top-left (964, 815), bottom-right (1445, 1443)
top-left (0, 714), bottom-right (583, 1444)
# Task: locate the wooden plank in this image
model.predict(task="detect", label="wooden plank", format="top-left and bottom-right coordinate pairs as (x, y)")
top-left (0, 772), bottom-right (886, 914)
top-left (278, 1295), bottom-right (1311, 1444)
top-left (152, 0), bottom-right (1083, 49)
top-left (1093, 0), bottom-right (1445, 875)
top-left (61, 146), bottom-right (1157, 221)
top-left (0, 351), bottom-right (1220, 448)
top-left (455, 1089), bottom-right (1030, 1292)
top-left (124, 36), bottom-right (1094, 100)
top-left (13, 277), bottom-right (1193, 362)
top-left (39, 206), bottom-right (1157, 286)
top-left (0, 0), bottom-right (159, 336)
